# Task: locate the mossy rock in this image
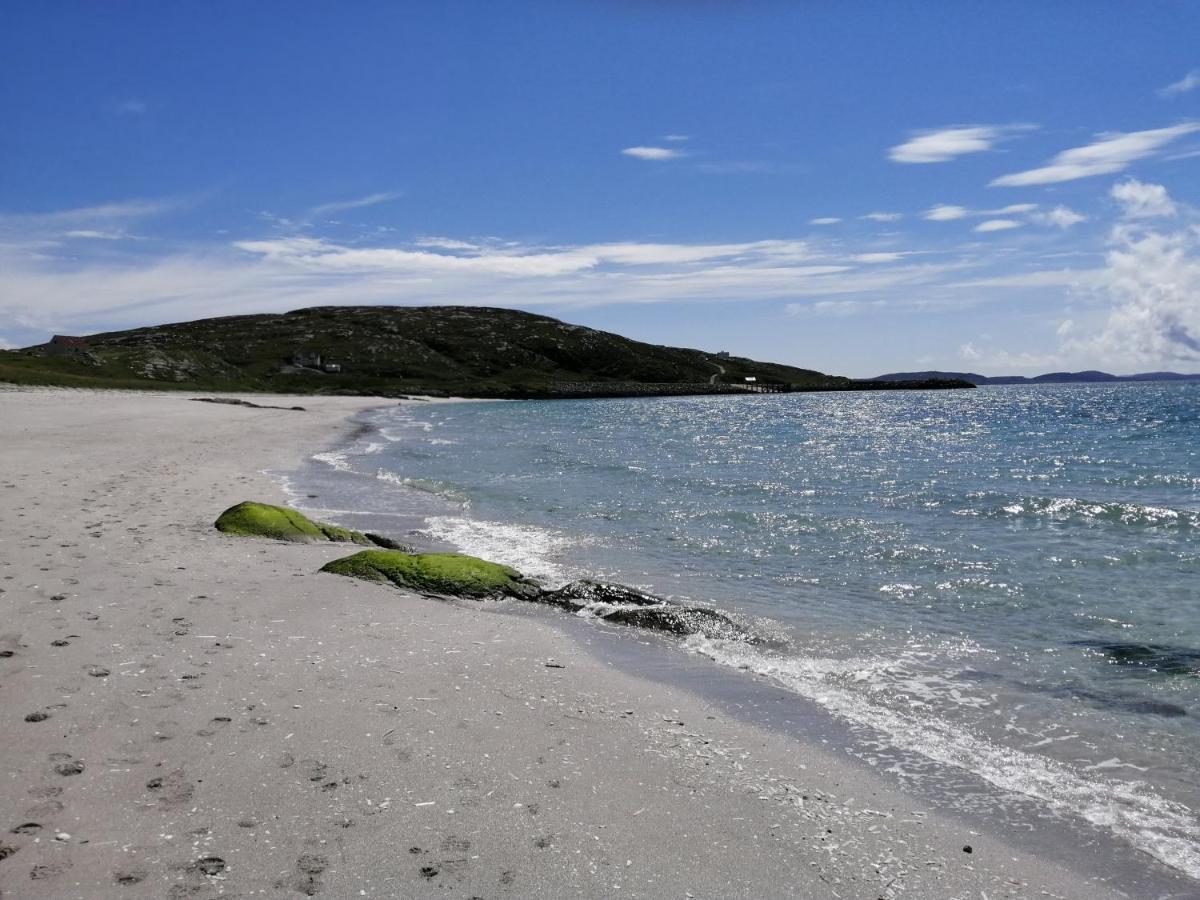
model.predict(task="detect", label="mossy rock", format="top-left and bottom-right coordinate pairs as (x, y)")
top-left (320, 550), bottom-right (541, 600)
top-left (214, 501), bottom-right (371, 545)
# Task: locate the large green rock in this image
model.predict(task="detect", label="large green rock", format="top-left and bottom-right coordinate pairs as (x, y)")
top-left (214, 501), bottom-right (371, 545)
top-left (320, 550), bottom-right (540, 600)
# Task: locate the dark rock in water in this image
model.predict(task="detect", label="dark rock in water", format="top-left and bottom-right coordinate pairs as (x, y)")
top-left (1072, 641), bottom-right (1200, 676)
top-left (538, 579), bottom-right (756, 642)
top-left (538, 579), bottom-right (662, 612)
top-left (365, 533), bottom-right (417, 552)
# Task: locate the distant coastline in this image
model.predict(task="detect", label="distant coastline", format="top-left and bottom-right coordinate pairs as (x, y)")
top-left (871, 369), bottom-right (1200, 386)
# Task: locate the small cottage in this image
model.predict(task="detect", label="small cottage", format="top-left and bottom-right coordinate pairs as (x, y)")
top-left (45, 335), bottom-right (91, 356)
top-left (292, 350), bottom-right (323, 369)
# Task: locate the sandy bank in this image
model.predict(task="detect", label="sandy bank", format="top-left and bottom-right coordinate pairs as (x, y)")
top-left (0, 387), bottom-right (1142, 898)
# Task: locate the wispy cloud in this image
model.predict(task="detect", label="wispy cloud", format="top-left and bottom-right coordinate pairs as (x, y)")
top-left (924, 204), bottom-right (970, 221)
top-left (991, 123), bottom-right (1200, 186)
top-left (923, 203), bottom-right (1038, 222)
top-left (888, 124), bottom-right (1028, 164)
top-left (62, 230), bottom-right (126, 240)
top-left (662, 134), bottom-right (689, 142)
top-left (1159, 70), bottom-right (1200, 98)
top-left (0, 197), bottom-right (177, 228)
top-left (305, 190), bottom-right (403, 222)
top-left (116, 99), bottom-right (147, 115)
top-left (861, 211), bottom-right (903, 222)
top-left (621, 146), bottom-right (684, 161)
top-left (1110, 178), bottom-right (1177, 218)
top-left (808, 217), bottom-right (841, 225)
top-left (974, 219), bottom-right (1022, 233)
top-left (1031, 206), bottom-right (1087, 228)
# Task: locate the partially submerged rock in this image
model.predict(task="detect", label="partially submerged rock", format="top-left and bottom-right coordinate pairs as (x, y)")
top-left (537, 579), bottom-right (661, 611)
top-left (320, 550), bottom-right (541, 600)
top-left (539, 579), bottom-right (756, 642)
top-left (364, 533), bottom-right (417, 552)
top-left (215, 501), bottom-right (370, 545)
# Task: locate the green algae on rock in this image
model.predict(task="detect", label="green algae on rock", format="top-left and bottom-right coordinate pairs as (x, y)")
top-left (320, 550), bottom-right (540, 600)
top-left (214, 501), bottom-right (371, 545)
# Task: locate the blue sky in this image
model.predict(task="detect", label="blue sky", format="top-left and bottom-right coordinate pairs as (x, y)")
top-left (2, 2), bottom-right (1199, 376)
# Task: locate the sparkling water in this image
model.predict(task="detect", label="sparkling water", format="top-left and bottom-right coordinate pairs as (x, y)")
top-left (288, 384), bottom-right (1200, 878)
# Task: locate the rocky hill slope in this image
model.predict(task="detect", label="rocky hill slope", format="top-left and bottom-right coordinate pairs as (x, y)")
top-left (3, 305), bottom-right (862, 397)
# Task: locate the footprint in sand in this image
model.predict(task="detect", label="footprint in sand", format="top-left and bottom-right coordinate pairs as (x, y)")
top-left (292, 853), bottom-right (330, 896)
top-left (114, 868), bottom-right (147, 885)
top-left (49, 753), bottom-right (85, 777)
top-left (85, 665), bottom-right (110, 678)
top-left (145, 768), bottom-right (195, 807)
top-left (10, 823), bottom-right (42, 835)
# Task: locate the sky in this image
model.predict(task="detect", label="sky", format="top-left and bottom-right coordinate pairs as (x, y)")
top-left (2, 2), bottom-right (1199, 377)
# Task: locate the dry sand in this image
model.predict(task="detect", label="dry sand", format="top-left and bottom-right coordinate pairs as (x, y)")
top-left (0, 387), bottom-right (1148, 898)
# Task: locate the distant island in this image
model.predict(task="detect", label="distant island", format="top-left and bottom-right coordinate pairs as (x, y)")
top-left (871, 370), bottom-right (1200, 386)
top-left (0, 306), bottom-right (974, 398)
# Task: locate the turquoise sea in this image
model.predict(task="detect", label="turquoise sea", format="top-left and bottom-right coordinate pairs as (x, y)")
top-left (285, 384), bottom-right (1200, 882)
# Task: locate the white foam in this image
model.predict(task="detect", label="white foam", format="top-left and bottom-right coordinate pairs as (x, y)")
top-left (683, 636), bottom-right (1200, 880)
top-left (312, 449), bottom-right (353, 472)
top-left (419, 516), bottom-right (578, 583)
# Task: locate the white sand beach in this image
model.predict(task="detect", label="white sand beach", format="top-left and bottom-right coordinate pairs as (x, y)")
top-left (0, 388), bottom-right (1147, 898)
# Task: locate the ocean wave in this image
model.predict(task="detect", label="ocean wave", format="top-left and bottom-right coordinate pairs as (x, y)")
top-left (374, 469), bottom-right (468, 505)
top-left (684, 636), bottom-right (1200, 880)
top-left (961, 495), bottom-right (1200, 529)
top-left (312, 449), bottom-right (353, 472)
top-left (418, 516), bottom-right (579, 583)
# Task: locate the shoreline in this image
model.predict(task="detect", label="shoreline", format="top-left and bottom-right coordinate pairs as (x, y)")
top-left (0, 387), bottom-right (1183, 898)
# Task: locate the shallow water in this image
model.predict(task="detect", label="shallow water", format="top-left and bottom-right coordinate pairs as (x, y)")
top-left (285, 384), bottom-right (1200, 880)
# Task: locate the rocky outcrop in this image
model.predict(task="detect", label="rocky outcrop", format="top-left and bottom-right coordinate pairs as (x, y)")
top-left (319, 550), bottom-right (542, 600)
top-left (538, 579), bottom-right (757, 642)
top-left (214, 501), bottom-right (371, 545)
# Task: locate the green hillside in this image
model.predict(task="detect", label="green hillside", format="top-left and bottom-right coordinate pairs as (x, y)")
top-left (1, 305), bottom-right (855, 397)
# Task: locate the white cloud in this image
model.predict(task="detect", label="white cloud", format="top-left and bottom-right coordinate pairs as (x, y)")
top-left (974, 219), bottom-right (1022, 233)
top-left (1067, 221), bottom-right (1200, 363)
top-left (992, 203), bottom-right (1037, 215)
top-left (621, 146), bottom-right (683, 161)
top-left (958, 340), bottom-right (1059, 370)
top-left (1032, 206), bottom-right (1087, 228)
top-left (853, 252), bottom-right (906, 263)
top-left (116, 99), bottom-right (147, 115)
top-left (787, 299), bottom-right (887, 317)
top-left (62, 230), bottom-right (125, 240)
top-left (306, 191), bottom-right (403, 221)
top-left (809, 217), bottom-right (841, 225)
top-left (1159, 70), bottom-right (1200, 98)
top-left (861, 211), bottom-right (903, 222)
top-left (1110, 178), bottom-right (1177, 218)
top-left (924, 204), bottom-right (970, 221)
top-left (662, 134), bottom-right (689, 142)
top-left (0, 198), bottom-right (176, 228)
top-left (888, 125), bottom-right (1015, 164)
top-left (991, 123), bottom-right (1200, 186)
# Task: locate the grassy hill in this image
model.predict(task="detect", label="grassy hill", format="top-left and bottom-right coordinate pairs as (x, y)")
top-left (1, 305), bottom-right (859, 398)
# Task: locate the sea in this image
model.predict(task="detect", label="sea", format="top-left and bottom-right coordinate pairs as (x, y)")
top-left (280, 383), bottom-right (1200, 886)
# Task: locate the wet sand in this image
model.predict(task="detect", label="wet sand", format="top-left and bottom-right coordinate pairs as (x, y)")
top-left (0, 387), bottom-right (1145, 898)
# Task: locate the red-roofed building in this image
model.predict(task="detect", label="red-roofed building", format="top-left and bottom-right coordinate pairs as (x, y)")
top-left (45, 335), bottom-right (91, 356)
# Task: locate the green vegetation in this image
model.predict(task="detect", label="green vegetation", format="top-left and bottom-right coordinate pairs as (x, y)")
top-left (214, 501), bottom-right (371, 544)
top-left (0, 305), bottom-right (855, 398)
top-left (320, 550), bottom-right (540, 599)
